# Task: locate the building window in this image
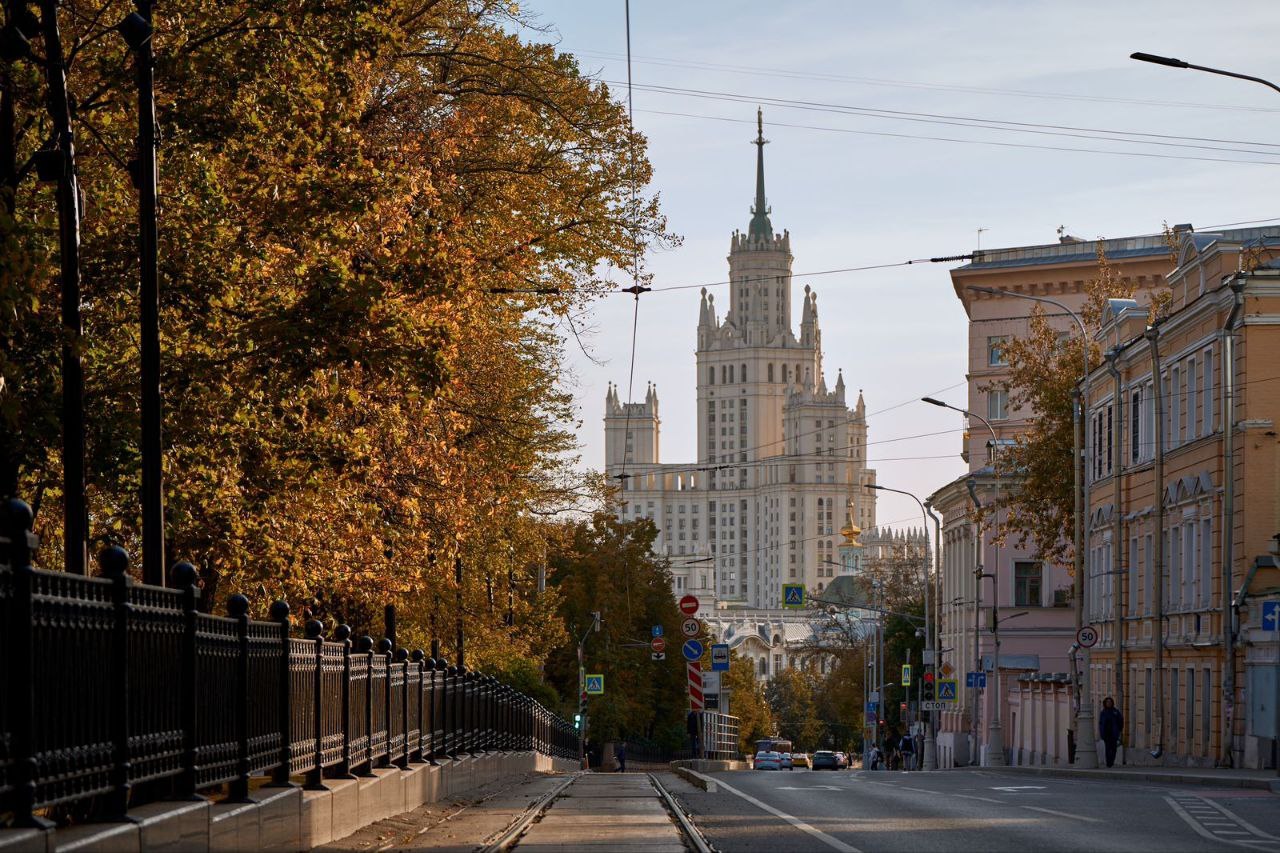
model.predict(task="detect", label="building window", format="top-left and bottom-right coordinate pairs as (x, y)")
top-left (1130, 387), bottom-right (1142, 464)
top-left (708, 367), bottom-right (715, 385)
top-left (1014, 561), bottom-right (1042, 607)
top-left (988, 335), bottom-right (1009, 366)
top-left (988, 388), bottom-right (1009, 421)
top-left (768, 363), bottom-right (774, 382)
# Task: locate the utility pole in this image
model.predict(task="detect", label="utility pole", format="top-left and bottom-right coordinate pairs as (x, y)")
top-left (577, 611), bottom-right (600, 768)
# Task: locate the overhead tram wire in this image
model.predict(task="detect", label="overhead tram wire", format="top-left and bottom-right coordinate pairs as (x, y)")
top-left (577, 50), bottom-right (1280, 115)
top-left (610, 80), bottom-right (1280, 153)
top-left (642, 253), bottom-right (976, 294)
top-left (636, 109), bottom-right (1280, 168)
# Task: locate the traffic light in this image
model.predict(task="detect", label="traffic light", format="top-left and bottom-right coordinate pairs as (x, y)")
top-left (923, 673), bottom-right (935, 701)
top-left (573, 713), bottom-right (582, 730)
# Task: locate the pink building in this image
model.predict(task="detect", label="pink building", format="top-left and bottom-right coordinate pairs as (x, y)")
top-left (929, 231), bottom-right (1173, 767)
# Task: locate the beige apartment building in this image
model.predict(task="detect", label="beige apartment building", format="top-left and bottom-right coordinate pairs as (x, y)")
top-left (1082, 228), bottom-right (1280, 769)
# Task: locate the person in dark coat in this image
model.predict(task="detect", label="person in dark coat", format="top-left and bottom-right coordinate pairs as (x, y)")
top-left (1099, 696), bottom-right (1124, 768)
top-left (616, 740), bottom-right (627, 772)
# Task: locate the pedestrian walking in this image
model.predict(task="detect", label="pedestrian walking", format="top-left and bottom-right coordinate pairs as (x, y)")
top-left (616, 740), bottom-right (627, 772)
top-left (869, 745), bottom-right (882, 770)
top-left (1099, 696), bottom-right (1124, 768)
top-left (898, 732), bottom-right (915, 772)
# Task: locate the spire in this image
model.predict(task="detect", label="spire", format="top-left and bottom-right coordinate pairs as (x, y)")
top-left (748, 108), bottom-right (772, 240)
top-left (699, 287), bottom-right (710, 327)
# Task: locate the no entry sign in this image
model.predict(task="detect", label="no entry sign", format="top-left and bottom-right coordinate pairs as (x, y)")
top-left (679, 594), bottom-right (699, 616)
top-left (651, 636), bottom-right (666, 653)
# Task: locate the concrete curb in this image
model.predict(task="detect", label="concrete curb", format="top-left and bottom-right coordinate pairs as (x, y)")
top-left (672, 766), bottom-right (718, 793)
top-left (961, 765), bottom-right (1280, 792)
top-left (669, 759), bottom-right (748, 773)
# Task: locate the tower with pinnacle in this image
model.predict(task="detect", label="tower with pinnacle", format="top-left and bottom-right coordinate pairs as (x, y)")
top-left (605, 111), bottom-right (877, 610)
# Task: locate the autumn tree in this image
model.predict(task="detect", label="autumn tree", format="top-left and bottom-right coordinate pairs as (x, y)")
top-left (993, 246), bottom-right (1136, 565)
top-left (0, 0), bottom-right (673, 668)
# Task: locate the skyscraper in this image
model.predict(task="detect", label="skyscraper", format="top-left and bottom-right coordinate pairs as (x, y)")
top-left (605, 112), bottom-right (877, 610)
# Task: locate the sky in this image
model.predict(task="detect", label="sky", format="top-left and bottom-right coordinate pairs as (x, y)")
top-left (520, 0), bottom-right (1280, 530)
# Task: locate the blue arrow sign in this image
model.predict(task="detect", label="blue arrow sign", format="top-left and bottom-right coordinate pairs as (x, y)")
top-left (652, 624), bottom-right (664, 637)
top-left (966, 672), bottom-right (987, 689)
top-left (682, 639), bottom-right (704, 661)
top-left (1264, 600), bottom-right (1280, 632)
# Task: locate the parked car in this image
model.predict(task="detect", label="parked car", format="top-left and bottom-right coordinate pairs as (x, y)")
top-left (811, 750), bottom-right (840, 770)
top-left (834, 751), bottom-right (848, 768)
top-left (792, 752), bottom-right (810, 768)
top-left (753, 749), bottom-right (782, 770)
top-left (779, 752), bottom-right (794, 770)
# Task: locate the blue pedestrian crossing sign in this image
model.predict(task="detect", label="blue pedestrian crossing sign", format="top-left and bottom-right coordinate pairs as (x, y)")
top-left (652, 624), bottom-right (664, 637)
top-left (585, 674), bottom-right (604, 695)
top-left (682, 639), bottom-right (704, 661)
top-left (966, 671), bottom-right (987, 689)
top-left (782, 584), bottom-right (805, 609)
top-left (1264, 600), bottom-right (1280, 632)
top-left (937, 679), bottom-right (958, 701)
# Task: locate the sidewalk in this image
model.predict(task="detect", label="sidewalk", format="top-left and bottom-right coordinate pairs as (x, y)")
top-left (969, 763), bottom-right (1280, 792)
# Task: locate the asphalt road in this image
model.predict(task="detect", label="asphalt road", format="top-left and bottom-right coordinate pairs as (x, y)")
top-left (668, 767), bottom-right (1280, 853)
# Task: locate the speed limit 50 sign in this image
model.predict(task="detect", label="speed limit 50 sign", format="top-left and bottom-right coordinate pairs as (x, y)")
top-left (1076, 626), bottom-right (1099, 648)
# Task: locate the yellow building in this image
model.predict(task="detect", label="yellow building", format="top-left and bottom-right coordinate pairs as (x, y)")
top-left (1082, 228), bottom-right (1280, 769)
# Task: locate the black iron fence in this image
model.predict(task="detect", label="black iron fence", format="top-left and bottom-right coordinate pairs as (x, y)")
top-left (0, 499), bottom-right (576, 829)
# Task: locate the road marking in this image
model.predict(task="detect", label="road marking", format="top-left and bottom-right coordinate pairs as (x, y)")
top-left (954, 793), bottom-right (1003, 804)
top-left (1019, 806), bottom-right (1101, 823)
top-left (1165, 796), bottom-right (1280, 851)
top-left (777, 785), bottom-right (842, 791)
top-left (710, 777), bottom-right (863, 853)
top-left (990, 785), bottom-right (1047, 792)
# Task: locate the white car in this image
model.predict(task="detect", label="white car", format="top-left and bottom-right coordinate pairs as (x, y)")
top-left (753, 750), bottom-right (782, 770)
top-left (779, 752), bottom-right (794, 770)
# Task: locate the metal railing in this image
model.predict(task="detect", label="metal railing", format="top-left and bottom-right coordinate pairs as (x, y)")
top-left (0, 499), bottom-right (576, 828)
top-left (699, 712), bottom-right (741, 761)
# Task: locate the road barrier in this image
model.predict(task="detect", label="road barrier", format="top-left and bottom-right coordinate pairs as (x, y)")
top-left (0, 498), bottom-right (577, 830)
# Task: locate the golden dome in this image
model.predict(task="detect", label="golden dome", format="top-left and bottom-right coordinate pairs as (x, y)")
top-left (840, 520), bottom-right (862, 547)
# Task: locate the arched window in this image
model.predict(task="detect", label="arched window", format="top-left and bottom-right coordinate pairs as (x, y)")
top-left (728, 365), bottom-right (735, 383)
top-left (709, 367), bottom-right (715, 385)
top-left (783, 365), bottom-right (790, 382)
top-left (721, 365), bottom-right (728, 384)
top-left (741, 364), bottom-right (747, 383)
top-left (768, 363), bottom-right (774, 382)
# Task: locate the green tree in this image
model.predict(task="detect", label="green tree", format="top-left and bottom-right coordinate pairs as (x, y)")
top-left (542, 513), bottom-right (688, 747)
top-left (724, 653), bottom-right (773, 753)
top-left (765, 667), bottom-right (824, 751)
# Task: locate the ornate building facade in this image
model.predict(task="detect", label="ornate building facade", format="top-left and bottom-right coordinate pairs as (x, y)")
top-left (604, 113), bottom-right (878, 611)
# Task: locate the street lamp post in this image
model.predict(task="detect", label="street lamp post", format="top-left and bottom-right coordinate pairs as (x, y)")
top-left (923, 397), bottom-right (1005, 765)
top-left (963, 285), bottom-right (1098, 769)
top-left (117, 2), bottom-right (165, 585)
top-left (1130, 52), bottom-right (1280, 95)
top-left (866, 483), bottom-right (935, 770)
